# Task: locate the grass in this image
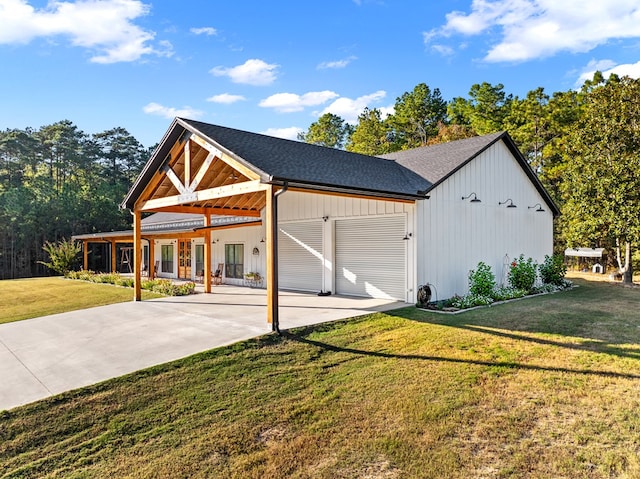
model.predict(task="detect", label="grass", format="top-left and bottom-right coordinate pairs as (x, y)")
top-left (1, 278), bottom-right (640, 478)
top-left (0, 277), bottom-right (162, 324)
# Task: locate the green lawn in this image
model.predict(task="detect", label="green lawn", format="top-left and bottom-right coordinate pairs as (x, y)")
top-left (1, 279), bottom-right (640, 478)
top-left (0, 277), bottom-right (162, 324)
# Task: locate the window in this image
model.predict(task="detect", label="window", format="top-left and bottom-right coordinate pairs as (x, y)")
top-left (161, 244), bottom-right (174, 273)
top-left (143, 244), bottom-right (149, 273)
top-left (225, 244), bottom-right (244, 279)
top-left (195, 244), bottom-right (204, 275)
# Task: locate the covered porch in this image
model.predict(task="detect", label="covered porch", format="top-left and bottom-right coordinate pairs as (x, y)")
top-left (121, 119), bottom-right (282, 327)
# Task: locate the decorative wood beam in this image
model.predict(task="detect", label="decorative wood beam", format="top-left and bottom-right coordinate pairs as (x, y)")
top-left (184, 140), bottom-right (191, 190)
top-left (190, 151), bottom-right (216, 191)
top-left (193, 221), bottom-right (262, 232)
top-left (162, 164), bottom-right (188, 195)
top-left (190, 134), bottom-right (259, 180)
top-left (138, 180), bottom-right (268, 211)
top-left (83, 240), bottom-right (88, 270)
top-left (134, 138), bottom-right (186, 209)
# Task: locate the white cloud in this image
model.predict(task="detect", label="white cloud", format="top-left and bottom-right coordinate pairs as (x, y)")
top-left (317, 56), bottom-right (357, 70)
top-left (431, 44), bottom-right (454, 56)
top-left (0, 0), bottom-right (169, 63)
top-left (260, 127), bottom-right (303, 141)
top-left (190, 27), bottom-right (217, 36)
top-left (577, 59), bottom-right (640, 85)
top-left (210, 59), bottom-right (278, 86)
top-left (320, 90), bottom-right (387, 123)
top-left (258, 91), bottom-right (339, 113)
top-left (143, 102), bottom-right (203, 119)
top-left (379, 105), bottom-right (395, 119)
top-left (206, 93), bottom-right (246, 104)
top-left (426, 0), bottom-right (640, 62)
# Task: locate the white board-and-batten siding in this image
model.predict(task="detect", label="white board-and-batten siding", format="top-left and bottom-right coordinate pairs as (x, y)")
top-left (416, 140), bottom-right (554, 301)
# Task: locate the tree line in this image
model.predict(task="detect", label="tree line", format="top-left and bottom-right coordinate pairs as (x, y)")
top-left (298, 73), bottom-right (639, 281)
top-left (1, 73), bottom-right (638, 281)
top-left (0, 121), bottom-right (151, 279)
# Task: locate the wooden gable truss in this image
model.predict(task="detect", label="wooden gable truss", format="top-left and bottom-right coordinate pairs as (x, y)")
top-left (130, 130), bottom-right (281, 326)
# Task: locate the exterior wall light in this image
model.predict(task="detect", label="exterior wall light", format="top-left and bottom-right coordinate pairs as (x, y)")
top-left (528, 203), bottom-right (545, 212)
top-left (462, 192), bottom-right (481, 203)
top-left (499, 199), bottom-right (517, 208)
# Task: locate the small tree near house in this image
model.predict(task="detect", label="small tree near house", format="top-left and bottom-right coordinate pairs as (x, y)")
top-left (39, 238), bottom-right (81, 275)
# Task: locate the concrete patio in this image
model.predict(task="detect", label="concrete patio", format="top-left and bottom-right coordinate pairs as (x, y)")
top-left (0, 285), bottom-right (408, 411)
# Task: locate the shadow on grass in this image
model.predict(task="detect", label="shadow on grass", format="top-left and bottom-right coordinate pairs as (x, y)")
top-left (282, 331), bottom-right (640, 380)
top-left (390, 278), bottom-right (640, 360)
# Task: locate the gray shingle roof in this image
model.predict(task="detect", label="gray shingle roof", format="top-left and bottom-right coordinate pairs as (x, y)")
top-left (72, 212), bottom-right (260, 240)
top-left (380, 132), bottom-right (504, 186)
top-left (123, 119), bottom-right (558, 215)
top-left (179, 119), bottom-right (430, 198)
top-left (141, 212), bottom-right (258, 231)
top-left (380, 131), bottom-right (559, 215)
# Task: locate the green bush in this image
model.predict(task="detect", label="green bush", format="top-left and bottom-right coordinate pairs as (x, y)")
top-left (539, 254), bottom-right (567, 285)
top-left (468, 262), bottom-right (496, 297)
top-left (39, 239), bottom-right (81, 275)
top-left (491, 286), bottom-right (527, 302)
top-left (508, 255), bottom-right (537, 292)
top-left (64, 271), bottom-right (195, 296)
top-left (450, 293), bottom-right (494, 309)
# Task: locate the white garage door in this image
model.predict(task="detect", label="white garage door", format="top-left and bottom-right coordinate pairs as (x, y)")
top-left (335, 216), bottom-right (406, 300)
top-left (278, 221), bottom-right (323, 292)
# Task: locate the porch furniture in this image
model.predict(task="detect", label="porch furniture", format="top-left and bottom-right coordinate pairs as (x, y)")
top-left (212, 263), bottom-right (224, 285)
top-left (244, 272), bottom-right (263, 288)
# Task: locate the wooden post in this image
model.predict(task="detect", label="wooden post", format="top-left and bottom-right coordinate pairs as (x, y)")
top-left (266, 185), bottom-right (275, 325)
top-left (133, 210), bottom-right (142, 301)
top-left (83, 240), bottom-right (88, 270)
top-left (149, 239), bottom-right (155, 280)
top-left (111, 241), bottom-right (117, 273)
top-left (204, 213), bottom-right (212, 293)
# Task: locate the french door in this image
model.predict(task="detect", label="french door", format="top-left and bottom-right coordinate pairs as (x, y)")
top-left (178, 239), bottom-right (192, 279)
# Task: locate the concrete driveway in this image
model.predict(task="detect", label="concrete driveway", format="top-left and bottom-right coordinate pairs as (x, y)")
top-left (0, 286), bottom-right (407, 411)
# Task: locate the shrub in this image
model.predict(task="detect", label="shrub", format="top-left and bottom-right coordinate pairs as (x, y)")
top-left (450, 293), bottom-right (494, 309)
top-left (491, 286), bottom-right (527, 302)
top-left (39, 239), bottom-right (81, 275)
top-left (468, 262), bottom-right (496, 297)
top-left (508, 255), bottom-right (537, 292)
top-left (539, 254), bottom-right (567, 285)
top-left (115, 277), bottom-right (134, 288)
top-left (64, 271), bottom-right (195, 296)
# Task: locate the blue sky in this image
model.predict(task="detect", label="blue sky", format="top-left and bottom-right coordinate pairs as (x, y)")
top-left (1, 0), bottom-right (640, 147)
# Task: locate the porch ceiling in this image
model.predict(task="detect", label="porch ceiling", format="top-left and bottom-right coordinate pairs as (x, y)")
top-left (134, 132), bottom-right (266, 216)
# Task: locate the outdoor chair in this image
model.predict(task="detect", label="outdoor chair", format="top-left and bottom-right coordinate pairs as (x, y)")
top-left (212, 263), bottom-right (224, 285)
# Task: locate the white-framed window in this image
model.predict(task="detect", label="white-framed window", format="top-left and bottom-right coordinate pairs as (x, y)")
top-left (225, 244), bottom-right (244, 279)
top-left (161, 244), bottom-right (174, 273)
top-left (195, 244), bottom-right (204, 275)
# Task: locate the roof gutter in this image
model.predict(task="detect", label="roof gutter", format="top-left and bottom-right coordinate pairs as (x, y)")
top-left (268, 178), bottom-right (427, 201)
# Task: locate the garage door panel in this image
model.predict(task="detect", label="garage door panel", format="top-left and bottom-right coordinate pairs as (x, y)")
top-left (335, 216), bottom-right (406, 300)
top-left (278, 221), bottom-right (323, 292)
